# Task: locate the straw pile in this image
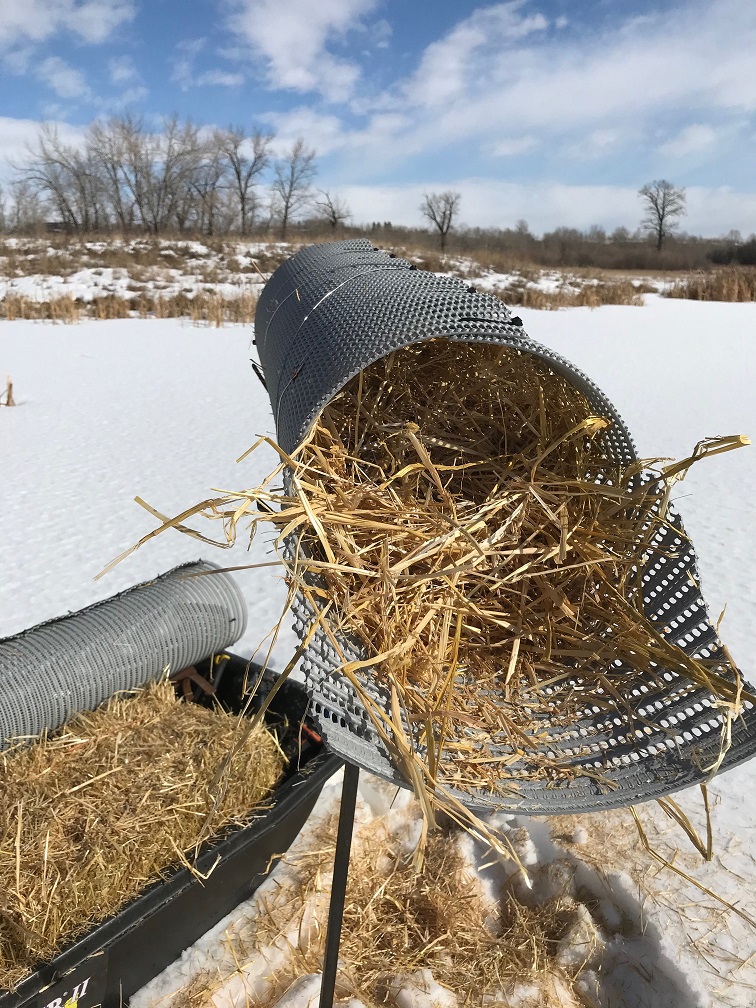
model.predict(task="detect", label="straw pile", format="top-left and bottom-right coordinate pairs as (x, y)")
top-left (257, 342), bottom-right (744, 795)
top-left (0, 680), bottom-right (285, 990)
top-left (122, 338), bottom-right (748, 820)
top-left (336, 827), bottom-right (573, 1002)
top-left (226, 815), bottom-right (576, 1007)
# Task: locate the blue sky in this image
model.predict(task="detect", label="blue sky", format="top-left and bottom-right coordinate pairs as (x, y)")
top-left (1, 0), bottom-right (755, 235)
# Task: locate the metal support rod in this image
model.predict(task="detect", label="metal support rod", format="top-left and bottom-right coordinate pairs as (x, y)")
top-left (319, 761), bottom-right (360, 1008)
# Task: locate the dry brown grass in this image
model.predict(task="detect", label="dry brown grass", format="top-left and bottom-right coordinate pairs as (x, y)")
top-left (92, 293), bottom-right (131, 319)
top-left (335, 829), bottom-right (576, 1004)
top-left (0, 375), bottom-right (14, 407)
top-left (663, 267), bottom-right (756, 302)
top-left (392, 246), bottom-right (537, 278)
top-left (1, 294), bottom-right (81, 322)
top-left (386, 245), bottom-right (653, 306)
top-left (0, 289), bottom-right (257, 325)
top-left (0, 247), bottom-right (78, 280)
top-left (488, 279), bottom-right (646, 309)
top-left (0, 680), bottom-right (285, 990)
top-left (469, 248), bottom-right (550, 276)
top-left (200, 811), bottom-right (581, 1008)
top-left (0, 237), bottom-right (296, 281)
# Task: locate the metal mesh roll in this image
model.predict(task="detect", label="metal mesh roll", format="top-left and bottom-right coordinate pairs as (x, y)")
top-left (255, 240), bottom-right (756, 813)
top-left (0, 560), bottom-right (248, 748)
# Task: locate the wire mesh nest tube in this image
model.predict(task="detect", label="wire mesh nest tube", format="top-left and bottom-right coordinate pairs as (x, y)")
top-left (254, 238), bottom-right (756, 814)
top-left (0, 560), bottom-right (248, 749)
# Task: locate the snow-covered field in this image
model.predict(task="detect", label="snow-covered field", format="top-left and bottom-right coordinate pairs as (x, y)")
top-left (0, 237), bottom-right (283, 305)
top-left (0, 236), bottom-right (670, 315)
top-left (1, 289), bottom-right (755, 1007)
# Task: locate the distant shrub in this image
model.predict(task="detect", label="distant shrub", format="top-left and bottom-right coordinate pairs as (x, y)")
top-left (708, 238), bottom-right (756, 267)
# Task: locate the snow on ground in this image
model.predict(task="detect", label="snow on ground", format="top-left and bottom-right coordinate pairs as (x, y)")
top-left (0, 267), bottom-right (264, 304)
top-left (1, 293), bottom-right (756, 1006)
top-left (0, 317), bottom-right (298, 666)
top-left (0, 238), bottom-right (673, 312)
top-left (0, 237), bottom-right (297, 305)
top-left (473, 266), bottom-right (669, 298)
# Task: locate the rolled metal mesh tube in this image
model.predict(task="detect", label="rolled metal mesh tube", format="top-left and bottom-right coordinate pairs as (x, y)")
top-left (255, 239), bottom-right (756, 813)
top-left (0, 560), bottom-right (247, 749)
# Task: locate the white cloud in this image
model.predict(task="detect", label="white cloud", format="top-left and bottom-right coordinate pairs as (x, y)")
top-left (99, 84), bottom-right (149, 110)
top-left (225, 0), bottom-right (378, 101)
top-left (2, 46), bottom-right (35, 74)
top-left (0, 1), bottom-right (135, 48)
top-left (659, 123), bottom-right (718, 158)
top-left (566, 128), bottom-right (625, 161)
top-left (171, 38), bottom-right (206, 90)
top-left (0, 116), bottom-right (87, 178)
top-left (685, 185), bottom-right (756, 236)
top-left (108, 54), bottom-right (138, 84)
top-left (370, 18), bottom-right (391, 50)
top-left (178, 37), bottom-right (205, 57)
top-left (491, 135), bottom-right (537, 157)
top-left (409, 3), bottom-right (548, 109)
top-left (340, 180), bottom-right (641, 233)
top-left (171, 38), bottom-right (243, 90)
top-left (196, 70), bottom-right (244, 87)
top-left (64, 0), bottom-right (135, 43)
top-left (263, 107), bottom-right (351, 157)
top-left (37, 56), bottom-right (91, 99)
top-left (338, 0), bottom-right (756, 169)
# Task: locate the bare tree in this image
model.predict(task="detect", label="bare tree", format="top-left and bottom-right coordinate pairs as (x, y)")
top-left (115, 115), bottom-right (204, 234)
top-left (315, 190), bottom-right (351, 232)
top-left (611, 225), bottom-right (630, 243)
top-left (216, 127), bottom-right (273, 235)
top-left (270, 138), bottom-right (317, 239)
top-left (188, 140), bottom-right (229, 235)
top-left (88, 118), bottom-right (136, 232)
top-left (639, 179), bottom-right (687, 251)
top-left (8, 180), bottom-right (40, 232)
top-left (420, 191), bottom-right (461, 251)
top-left (20, 124), bottom-right (105, 232)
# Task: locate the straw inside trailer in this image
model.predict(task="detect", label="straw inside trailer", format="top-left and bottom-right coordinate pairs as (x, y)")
top-left (0, 680), bottom-right (285, 990)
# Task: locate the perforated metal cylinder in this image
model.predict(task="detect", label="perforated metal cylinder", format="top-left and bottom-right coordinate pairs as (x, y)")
top-left (0, 560), bottom-right (247, 748)
top-left (255, 240), bottom-right (756, 813)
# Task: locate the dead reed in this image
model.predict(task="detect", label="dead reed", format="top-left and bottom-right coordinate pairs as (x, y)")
top-left (0, 375), bottom-right (14, 407)
top-left (0, 290), bottom-right (257, 325)
top-left (489, 279), bottom-right (645, 309)
top-left (663, 267), bottom-right (756, 302)
top-left (0, 680), bottom-right (284, 990)
top-left (1, 294), bottom-right (81, 323)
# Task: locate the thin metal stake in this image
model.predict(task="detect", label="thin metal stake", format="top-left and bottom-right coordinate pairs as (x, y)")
top-left (319, 761), bottom-right (360, 1008)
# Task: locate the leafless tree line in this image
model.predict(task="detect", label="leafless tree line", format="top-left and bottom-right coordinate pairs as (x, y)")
top-left (1, 116), bottom-right (351, 238)
top-left (418, 182), bottom-right (689, 254)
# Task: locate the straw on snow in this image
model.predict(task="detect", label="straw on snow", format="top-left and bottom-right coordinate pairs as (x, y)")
top-left (0, 680), bottom-right (285, 990)
top-left (214, 812), bottom-right (578, 1007)
top-left (119, 340), bottom-right (749, 820)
